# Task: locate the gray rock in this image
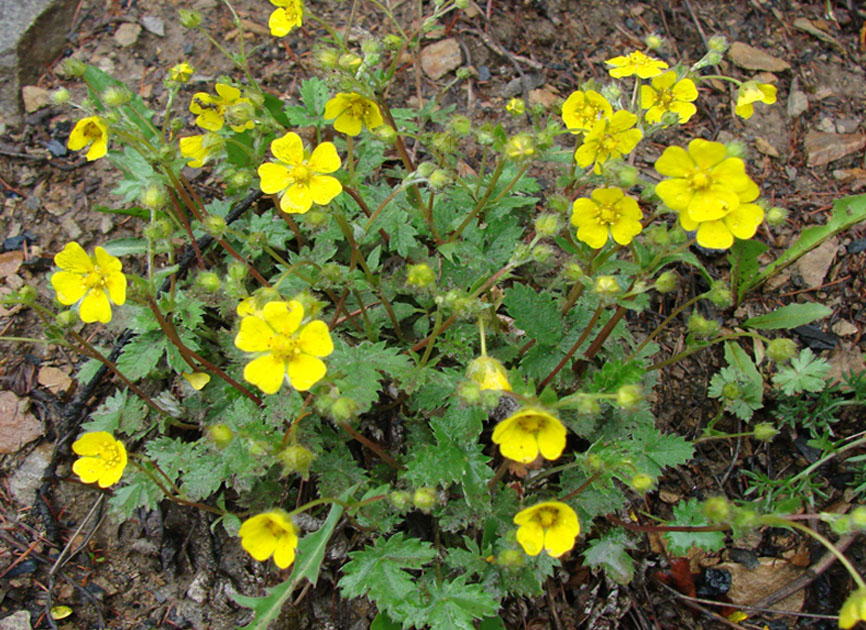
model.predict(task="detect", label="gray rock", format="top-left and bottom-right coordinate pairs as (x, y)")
top-left (0, 611), bottom-right (32, 630)
top-left (141, 16), bottom-right (165, 37)
top-left (8, 443), bottom-right (52, 506)
top-left (0, 0), bottom-right (78, 127)
top-left (113, 23), bottom-right (141, 47)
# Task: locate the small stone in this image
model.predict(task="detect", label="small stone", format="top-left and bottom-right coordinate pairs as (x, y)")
top-left (37, 366), bottom-right (72, 394)
top-left (21, 86), bottom-right (51, 113)
top-left (141, 16), bottom-right (165, 37)
top-left (114, 22), bottom-right (141, 47)
top-left (0, 250), bottom-right (23, 278)
top-left (836, 118), bottom-right (861, 133)
top-left (0, 391), bottom-right (42, 454)
top-left (753, 136), bottom-right (779, 158)
top-left (832, 320), bottom-right (859, 336)
top-left (796, 237), bottom-right (838, 287)
top-left (0, 610), bottom-right (33, 630)
top-left (9, 443), bottom-right (52, 505)
top-left (186, 570), bottom-right (210, 604)
top-left (804, 132), bottom-right (866, 167)
top-left (419, 38), bottom-right (462, 80)
top-left (61, 216), bottom-right (82, 239)
top-left (528, 87), bottom-right (559, 109)
top-left (100, 215), bottom-right (114, 234)
top-left (817, 117), bottom-right (836, 133)
top-left (728, 42), bottom-right (791, 72)
top-left (787, 89), bottom-right (808, 118)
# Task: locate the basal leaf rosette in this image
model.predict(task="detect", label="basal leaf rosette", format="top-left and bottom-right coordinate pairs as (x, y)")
top-left (561, 90), bottom-right (612, 133)
top-left (239, 509), bottom-right (299, 568)
top-left (640, 71), bottom-right (698, 125)
top-left (50, 242), bottom-right (126, 324)
top-left (571, 187), bottom-right (643, 249)
top-left (234, 300), bottom-right (334, 394)
top-left (514, 501), bottom-right (580, 558)
top-left (72, 431), bottom-right (127, 488)
top-left (258, 132), bottom-right (343, 214)
top-left (269, 0), bottom-right (303, 37)
top-left (323, 92), bottom-right (384, 136)
top-left (67, 116), bottom-right (109, 161)
top-left (492, 407), bottom-right (566, 464)
top-left (654, 139), bottom-right (764, 249)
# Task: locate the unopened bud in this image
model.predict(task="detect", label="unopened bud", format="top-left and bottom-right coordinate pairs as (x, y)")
top-left (766, 206), bottom-right (788, 227)
top-left (383, 34), bottom-right (403, 50)
top-left (688, 314), bottom-right (720, 338)
top-left (416, 162), bottom-right (436, 178)
top-left (724, 140), bottom-right (747, 159)
top-left (338, 53), bottom-right (363, 71)
top-left (225, 100), bottom-right (255, 128)
top-left (428, 169), bottom-right (452, 191)
top-left (455, 67), bottom-right (472, 80)
top-left (204, 215), bottom-right (227, 237)
top-left (102, 86), bottom-right (131, 107)
top-left (457, 380), bottom-right (481, 405)
top-left (593, 275), bottom-right (620, 297)
top-left (331, 397), bottom-right (358, 422)
top-left (631, 473), bottom-right (653, 493)
top-left (707, 35), bottom-right (729, 53)
top-left (731, 507), bottom-right (759, 530)
top-left (753, 422), bottom-right (778, 441)
top-left (475, 124), bottom-right (496, 146)
top-left (50, 88), bottom-right (71, 106)
top-left (505, 133), bottom-right (535, 160)
top-left (708, 281), bottom-right (733, 309)
top-left (532, 243), bottom-right (553, 263)
top-left (534, 214), bottom-right (561, 238)
top-left (585, 453), bottom-right (604, 472)
top-left (141, 184), bottom-right (168, 209)
top-left (454, 0), bottom-right (468, 9)
top-left (466, 356), bottom-right (511, 392)
top-left (645, 34), bottom-right (663, 50)
top-left (56, 310), bottom-right (78, 327)
top-left (564, 261), bottom-right (584, 282)
top-left (505, 97), bottom-right (525, 116)
top-left (616, 384), bottom-right (642, 410)
top-left (195, 271), bottom-right (222, 292)
top-left (179, 9), bottom-right (202, 28)
top-left (407, 263), bottom-right (435, 287)
top-left (227, 261), bottom-right (247, 282)
top-left (413, 487), bottom-right (439, 513)
top-left (616, 164), bottom-right (639, 188)
top-left (496, 549), bottom-right (525, 567)
top-left (721, 382), bottom-right (740, 400)
top-left (449, 115), bottom-right (472, 137)
top-left (575, 393), bottom-right (601, 416)
top-left (390, 490), bottom-right (412, 511)
top-left (655, 270), bottom-right (678, 294)
top-left (703, 496), bottom-right (731, 523)
top-left (17, 285), bottom-right (37, 304)
top-left (851, 507), bottom-right (866, 529)
top-left (278, 444), bottom-right (316, 478)
top-left (767, 338), bottom-right (797, 363)
top-left (316, 47), bottom-right (340, 70)
top-left (374, 125), bottom-right (397, 143)
top-left (705, 51), bottom-right (723, 65)
top-left (61, 58), bottom-right (87, 77)
top-left (208, 423), bottom-right (233, 448)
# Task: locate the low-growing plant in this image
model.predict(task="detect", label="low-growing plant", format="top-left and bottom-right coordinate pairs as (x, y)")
top-left (8, 0), bottom-right (866, 628)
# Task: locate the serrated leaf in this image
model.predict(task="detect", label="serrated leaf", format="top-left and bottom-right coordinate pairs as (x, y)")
top-left (728, 239), bottom-right (769, 302)
top-left (102, 237), bottom-right (148, 257)
top-left (663, 498), bottom-right (726, 556)
top-left (115, 332), bottom-right (165, 381)
top-left (82, 389), bottom-right (148, 436)
top-left (743, 303), bottom-right (832, 330)
top-left (724, 341), bottom-right (763, 410)
top-left (330, 340), bottom-right (413, 413)
top-left (403, 575), bottom-right (499, 630)
top-left (503, 284), bottom-right (562, 346)
top-left (583, 529), bottom-right (634, 584)
top-left (234, 493), bottom-right (350, 630)
top-left (108, 470), bottom-right (162, 519)
top-left (631, 424), bottom-right (694, 476)
top-left (772, 348), bottom-right (830, 395)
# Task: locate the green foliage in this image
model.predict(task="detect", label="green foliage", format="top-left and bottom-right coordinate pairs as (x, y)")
top-left (664, 498), bottom-right (726, 556)
top-left (583, 528), bottom-right (635, 584)
top-left (708, 342), bottom-right (764, 420)
top-left (773, 348), bottom-right (831, 395)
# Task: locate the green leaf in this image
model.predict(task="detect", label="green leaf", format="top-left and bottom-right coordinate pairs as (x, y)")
top-left (234, 495), bottom-right (350, 630)
top-left (299, 77), bottom-right (330, 117)
top-left (743, 303), bottom-right (832, 330)
top-left (330, 340), bottom-right (413, 413)
top-left (728, 239), bottom-right (769, 302)
top-left (83, 65), bottom-right (156, 139)
top-left (82, 389), bottom-right (148, 436)
top-left (402, 575), bottom-right (499, 630)
top-left (115, 332), bottom-right (165, 381)
top-left (503, 284), bottom-right (562, 346)
top-left (108, 470), bottom-right (162, 520)
top-left (772, 348), bottom-right (830, 395)
top-left (102, 237), bottom-right (148, 257)
top-left (93, 204), bottom-right (150, 219)
top-left (663, 498), bottom-right (726, 556)
top-left (371, 612), bottom-right (402, 630)
top-left (583, 529), bottom-right (634, 584)
top-left (339, 534), bottom-right (437, 618)
top-left (262, 91), bottom-right (290, 127)
top-left (743, 193), bottom-right (866, 295)
top-left (724, 341), bottom-right (763, 410)
top-left (631, 425), bottom-right (694, 476)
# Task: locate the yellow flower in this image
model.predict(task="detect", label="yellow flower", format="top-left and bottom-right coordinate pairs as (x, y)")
top-left (179, 133), bottom-right (224, 168)
top-left (169, 61), bottom-right (195, 83)
top-left (258, 132), bottom-right (343, 214)
top-left (505, 97), bottom-right (525, 116)
top-left (561, 90), bottom-right (612, 133)
top-left (654, 139), bottom-right (763, 249)
top-left (571, 187), bottom-right (643, 249)
top-left (182, 371), bottom-right (211, 390)
top-left (640, 71), bottom-right (698, 124)
top-left (51, 242), bottom-right (126, 324)
top-left (234, 300), bottom-right (334, 394)
top-left (839, 588), bottom-right (866, 629)
top-left (67, 116), bottom-right (109, 161)
top-left (239, 509), bottom-right (299, 568)
top-left (606, 50), bottom-right (668, 79)
top-left (189, 83), bottom-right (255, 132)
top-left (269, 0), bottom-right (303, 37)
top-left (735, 81), bottom-right (777, 119)
top-left (514, 501), bottom-right (580, 558)
top-left (505, 133), bottom-right (536, 160)
top-left (575, 110), bottom-right (643, 174)
top-left (492, 407), bottom-right (566, 463)
top-left (323, 92), bottom-right (384, 136)
top-left (466, 356), bottom-right (511, 391)
top-left (72, 431), bottom-right (127, 488)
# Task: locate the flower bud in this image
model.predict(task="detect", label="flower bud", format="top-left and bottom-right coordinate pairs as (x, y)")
top-left (279, 444), bottom-right (316, 479)
top-left (707, 35), bottom-right (729, 53)
top-left (731, 507), bottom-right (759, 530)
top-left (338, 53), bottom-right (363, 71)
top-left (374, 125), bottom-right (397, 143)
top-left (432, 132), bottom-right (457, 154)
top-left (496, 549), bottom-right (525, 567)
top-left (316, 47), bottom-right (340, 70)
top-left (504, 133), bottom-right (535, 160)
top-left (575, 393), bottom-right (601, 417)
top-left (144, 218), bottom-right (173, 241)
top-left (645, 33), bottom-right (663, 50)
top-left (383, 34), bottom-right (403, 50)
top-left (630, 473), bottom-right (653, 493)
top-left (831, 515), bottom-right (852, 535)
top-left (195, 271), bottom-right (222, 292)
top-left (616, 164), bottom-right (639, 188)
top-left (179, 9), bottom-right (202, 28)
top-left (753, 422), bottom-right (778, 441)
top-left (208, 423), bottom-right (233, 448)
top-left (56, 309), bottom-right (78, 327)
top-left (654, 270), bottom-right (678, 294)
top-left (534, 214), bottom-right (561, 238)
top-left (585, 453), bottom-right (604, 472)
top-left (227, 261), bottom-right (247, 282)
top-left (169, 62), bottom-right (194, 83)
top-left (724, 140), bottom-right (747, 159)
top-left (708, 281), bottom-right (733, 309)
top-left (225, 100), bottom-right (255, 129)
top-left (102, 86), bottom-right (131, 107)
top-left (61, 57), bottom-right (87, 77)
top-left (415, 162), bottom-right (437, 178)
top-left (331, 396), bottom-right (358, 422)
top-left (204, 215), bottom-right (227, 238)
top-left (428, 169), bottom-right (452, 191)
top-left (455, 67), bottom-right (472, 80)
top-left (688, 314), bottom-right (720, 338)
top-left (50, 87), bottom-right (71, 105)
top-left (227, 169), bottom-right (254, 189)
top-left (564, 261), bottom-right (584, 282)
top-left (361, 38), bottom-right (381, 56)
top-left (466, 356), bottom-right (511, 391)
top-left (406, 263), bottom-right (435, 288)
top-left (413, 487), bottom-right (439, 513)
top-left (305, 210), bottom-right (329, 229)
top-left (505, 97), bottom-right (525, 116)
top-left (457, 380), bottom-right (481, 405)
top-left (531, 243), bottom-right (553, 263)
top-left (765, 206), bottom-right (788, 227)
top-left (767, 338), bottom-right (797, 363)
top-left (601, 83), bottom-right (623, 102)
top-left (702, 496), bottom-right (731, 523)
top-left (669, 225), bottom-right (687, 244)
top-left (141, 184), bottom-right (168, 209)
top-left (616, 384), bottom-right (643, 411)
top-left (390, 490), bottom-right (412, 511)
top-left (449, 115), bottom-right (472, 137)
top-left (851, 507), bottom-right (866, 529)
top-left (705, 51), bottom-right (723, 65)
top-left (593, 275), bottom-right (620, 297)
top-left (17, 285), bottom-right (37, 304)
top-left (721, 382), bottom-right (740, 401)
top-left (475, 124), bottom-right (496, 146)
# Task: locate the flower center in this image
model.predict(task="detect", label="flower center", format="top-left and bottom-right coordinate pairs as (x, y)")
top-left (83, 121), bottom-right (103, 141)
top-left (290, 164), bottom-right (312, 185)
top-left (517, 415), bottom-right (544, 433)
top-left (99, 443), bottom-right (123, 468)
top-left (690, 170), bottom-right (711, 190)
top-left (269, 333), bottom-right (301, 361)
top-left (656, 89), bottom-right (674, 107)
top-left (598, 203), bottom-right (620, 225)
top-left (84, 267), bottom-right (108, 290)
top-left (267, 520), bottom-right (287, 537)
top-left (535, 507), bottom-right (559, 528)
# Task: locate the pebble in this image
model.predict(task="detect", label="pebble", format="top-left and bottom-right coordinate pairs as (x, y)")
top-left (141, 16), bottom-right (165, 37)
top-left (804, 131), bottom-right (866, 167)
top-left (836, 118), bottom-right (861, 133)
top-left (0, 611), bottom-right (32, 630)
top-left (113, 23), bottom-right (141, 47)
top-left (21, 86), bottom-right (51, 113)
top-left (0, 392), bottom-right (42, 454)
top-left (9, 443), bottom-right (52, 505)
top-left (787, 89), bottom-right (808, 118)
top-left (817, 117), bottom-right (836, 133)
top-left (100, 215), bottom-right (114, 235)
top-left (832, 320), bottom-right (859, 336)
top-left (419, 38), bottom-right (462, 80)
top-left (728, 41), bottom-right (790, 72)
top-left (61, 217), bottom-right (82, 240)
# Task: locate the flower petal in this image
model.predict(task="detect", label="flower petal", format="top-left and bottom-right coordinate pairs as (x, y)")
top-left (105, 272), bottom-right (127, 305)
top-left (79, 289), bottom-right (112, 323)
top-left (244, 353), bottom-right (286, 394)
top-left (696, 220), bottom-right (734, 250)
top-left (240, 517), bottom-right (278, 561)
top-left (287, 354), bottom-right (327, 391)
top-left (309, 142), bottom-right (342, 173)
top-left (55, 241), bottom-right (93, 273)
top-left (273, 534), bottom-right (297, 568)
top-left (298, 320), bottom-right (333, 357)
top-left (334, 113), bottom-right (363, 136)
top-left (262, 300), bottom-right (303, 335)
top-left (655, 178), bottom-right (693, 212)
top-left (72, 456), bottom-right (104, 484)
top-left (73, 432), bottom-right (115, 456)
top-left (687, 139), bottom-right (727, 170)
top-left (270, 132), bottom-right (304, 165)
top-left (724, 203), bottom-right (764, 240)
top-left (51, 271), bottom-right (87, 305)
top-left (577, 223), bottom-right (608, 249)
top-left (654, 146), bottom-right (693, 178)
top-left (309, 175), bottom-right (342, 205)
top-left (258, 162), bottom-right (291, 194)
top-left (536, 417), bottom-right (567, 461)
top-left (235, 316), bottom-right (274, 353)
top-left (283, 184), bottom-right (313, 213)
top-left (516, 521), bottom-right (545, 556)
top-left (610, 217), bottom-right (643, 245)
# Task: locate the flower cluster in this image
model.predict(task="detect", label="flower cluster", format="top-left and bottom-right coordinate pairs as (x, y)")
top-left (234, 299), bottom-right (334, 394)
top-left (735, 81), bottom-right (777, 119)
top-left (50, 242), bottom-right (126, 323)
top-left (268, 0), bottom-right (304, 37)
top-left (575, 111), bottom-right (643, 174)
top-left (655, 139), bottom-right (763, 249)
top-left (189, 82), bottom-right (255, 133)
top-left (640, 71), bottom-right (698, 125)
top-left (606, 50), bottom-right (668, 79)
